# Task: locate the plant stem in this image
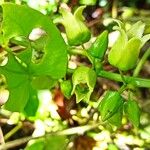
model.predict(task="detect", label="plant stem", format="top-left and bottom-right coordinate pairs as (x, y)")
top-left (98, 70), bottom-right (150, 88)
top-left (4, 122), bottom-right (22, 141)
top-left (67, 48), bottom-right (94, 64)
top-left (0, 123), bottom-right (102, 150)
top-left (119, 70), bottom-right (126, 84)
top-left (0, 127), bottom-right (5, 144)
top-left (133, 48), bottom-right (150, 77)
top-left (112, 0), bottom-right (118, 18)
top-left (67, 48), bottom-right (87, 56)
top-left (118, 84), bottom-right (127, 94)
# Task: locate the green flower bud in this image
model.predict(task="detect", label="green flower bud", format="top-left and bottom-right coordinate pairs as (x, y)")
top-left (72, 66), bottom-right (96, 103)
top-left (98, 91), bottom-right (124, 121)
top-left (108, 105), bottom-right (123, 127)
top-left (88, 30), bottom-right (108, 60)
top-left (124, 99), bottom-right (140, 127)
top-left (60, 80), bottom-right (72, 99)
top-left (108, 28), bottom-right (142, 71)
top-left (60, 6), bottom-right (91, 46)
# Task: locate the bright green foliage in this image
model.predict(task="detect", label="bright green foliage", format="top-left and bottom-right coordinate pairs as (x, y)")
top-left (124, 99), bottom-right (140, 127)
top-left (79, 0), bottom-right (97, 5)
top-left (0, 3), bottom-right (68, 112)
top-left (24, 88), bottom-right (39, 117)
top-left (108, 105), bottom-right (123, 127)
top-left (60, 80), bottom-right (73, 99)
top-left (0, 53), bottom-right (30, 111)
top-left (60, 6), bottom-right (91, 46)
top-left (72, 66), bottom-right (96, 103)
top-left (127, 21), bottom-right (145, 39)
top-left (25, 135), bottom-right (67, 150)
top-left (88, 30), bottom-right (108, 60)
top-left (2, 3), bottom-right (67, 78)
top-left (31, 76), bottom-right (57, 90)
top-left (108, 20), bottom-right (150, 71)
top-left (108, 28), bottom-right (141, 71)
top-left (98, 91), bottom-right (124, 121)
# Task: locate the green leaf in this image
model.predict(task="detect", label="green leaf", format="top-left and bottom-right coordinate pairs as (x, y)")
top-left (0, 3), bottom-right (68, 112)
top-left (98, 91), bottom-right (124, 121)
top-left (127, 21), bottom-right (145, 39)
top-left (31, 76), bottom-right (57, 90)
top-left (0, 53), bottom-right (30, 112)
top-left (124, 99), bottom-right (140, 127)
top-left (2, 3), bottom-right (67, 79)
top-left (60, 80), bottom-right (72, 99)
top-left (25, 135), bottom-right (68, 150)
top-left (108, 105), bottom-right (123, 127)
top-left (24, 88), bottom-right (39, 117)
top-left (25, 139), bottom-right (44, 150)
top-left (88, 30), bottom-right (108, 60)
top-left (72, 66), bottom-right (96, 103)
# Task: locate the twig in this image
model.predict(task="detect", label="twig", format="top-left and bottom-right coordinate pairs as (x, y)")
top-left (4, 122), bottom-right (22, 141)
top-left (0, 123), bottom-right (102, 150)
top-left (98, 70), bottom-right (150, 88)
top-left (0, 127), bottom-right (5, 144)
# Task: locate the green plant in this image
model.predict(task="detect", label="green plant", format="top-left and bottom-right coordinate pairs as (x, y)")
top-left (0, 2), bottom-right (150, 149)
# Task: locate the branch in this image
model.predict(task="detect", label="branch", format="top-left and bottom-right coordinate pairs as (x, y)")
top-left (98, 70), bottom-right (150, 88)
top-left (0, 123), bottom-right (101, 150)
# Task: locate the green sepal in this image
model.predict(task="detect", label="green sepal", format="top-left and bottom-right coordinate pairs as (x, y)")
top-left (108, 28), bottom-right (142, 71)
top-left (108, 105), bottom-right (123, 127)
top-left (60, 80), bottom-right (72, 99)
top-left (124, 99), bottom-right (140, 127)
top-left (72, 66), bottom-right (96, 103)
top-left (127, 21), bottom-right (145, 39)
top-left (60, 6), bottom-right (91, 46)
top-left (98, 91), bottom-right (124, 121)
top-left (88, 30), bottom-right (108, 60)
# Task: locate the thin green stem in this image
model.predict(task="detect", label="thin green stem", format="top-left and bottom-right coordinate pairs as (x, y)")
top-left (118, 84), bottom-right (127, 94)
top-left (133, 48), bottom-right (150, 77)
top-left (4, 122), bottom-right (22, 141)
top-left (0, 127), bottom-right (5, 144)
top-left (67, 48), bottom-right (94, 64)
top-left (119, 70), bottom-right (126, 84)
top-left (67, 48), bottom-right (87, 56)
top-left (98, 70), bottom-right (150, 88)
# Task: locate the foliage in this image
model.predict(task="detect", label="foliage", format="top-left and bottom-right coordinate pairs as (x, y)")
top-left (0, 1), bottom-right (150, 150)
